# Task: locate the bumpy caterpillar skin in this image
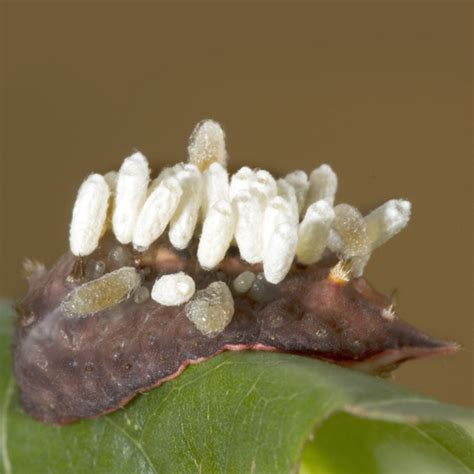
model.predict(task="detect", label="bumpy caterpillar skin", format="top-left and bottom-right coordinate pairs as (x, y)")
top-left (13, 120), bottom-right (458, 424)
top-left (14, 233), bottom-right (457, 425)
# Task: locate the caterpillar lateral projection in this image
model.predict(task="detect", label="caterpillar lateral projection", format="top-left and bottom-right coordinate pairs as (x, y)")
top-left (14, 119), bottom-right (458, 424)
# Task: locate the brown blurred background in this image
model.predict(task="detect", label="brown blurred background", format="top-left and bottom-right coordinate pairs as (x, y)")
top-left (1, 2), bottom-right (472, 406)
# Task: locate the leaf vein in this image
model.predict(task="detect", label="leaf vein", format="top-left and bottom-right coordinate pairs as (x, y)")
top-left (409, 424), bottom-right (473, 473)
top-left (104, 417), bottom-right (157, 474)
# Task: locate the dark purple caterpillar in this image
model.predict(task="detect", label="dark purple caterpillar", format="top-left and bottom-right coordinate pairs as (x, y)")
top-left (13, 120), bottom-right (458, 425)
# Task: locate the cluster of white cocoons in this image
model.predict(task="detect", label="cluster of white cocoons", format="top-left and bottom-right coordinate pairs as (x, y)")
top-left (69, 119), bottom-right (412, 285)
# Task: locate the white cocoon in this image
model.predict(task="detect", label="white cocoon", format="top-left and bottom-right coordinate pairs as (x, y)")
top-left (276, 179), bottom-right (299, 223)
top-left (132, 177), bottom-right (182, 251)
top-left (201, 162), bottom-right (229, 220)
top-left (284, 170), bottom-right (309, 216)
top-left (169, 165), bottom-right (203, 250)
top-left (229, 167), bottom-right (255, 200)
top-left (263, 222), bottom-right (298, 284)
top-left (365, 199), bottom-right (412, 250)
top-left (148, 165), bottom-right (180, 195)
top-left (69, 174), bottom-right (110, 256)
top-left (351, 199), bottom-right (412, 277)
top-left (103, 171), bottom-right (118, 192)
top-left (188, 120), bottom-right (227, 171)
top-left (232, 190), bottom-right (264, 264)
top-left (112, 152), bottom-right (150, 244)
top-left (296, 200), bottom-right (335, 265)
top-left (252, 169), bottom-right (277, 207)
top-left (305, 164), bottom-right (338, 211)
top-left (197, 199), bottom-right (235, 269)
top-left (262, 196), bottom-right (294, 255)
top-left (151, 272), bottom-right (196, 306)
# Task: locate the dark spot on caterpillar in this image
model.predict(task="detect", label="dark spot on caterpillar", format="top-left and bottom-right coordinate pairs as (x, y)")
top-left (13, 232), bottom-right (458, 425)
top-left (67, 359), bottom-right (78, 369)
top-left (84, 363), bottom-right (94, 373)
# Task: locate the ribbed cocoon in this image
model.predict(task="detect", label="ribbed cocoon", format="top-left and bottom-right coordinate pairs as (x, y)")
top-left (365, 199), bottom-right (411, 249)
top-left (305, 164), bottom-right (338, 211)
top-left (69, 174), bottom-right (110, 257)
top-left (284, 170), bottom-right (309, 216)
top-left (201, 162), bottom-right (229, 220)
top-left (262, 196), bottom-right (294, 255)
top-left (276, 179), bottom-right (299, 222)
top-left (232, 191), bottom-right (264, 264)
top-left (229, 166), bottom-right (255, 200)
top-left (253, 170), bottom-right (277, 207)
top-left (297, 200), bottom-right (335, 265)
top-left (197, 200), bottom-right (235, 269)
top-left (132, 177), bottom-right (182, 251)
top-left (169, 165), bottom-right (203, 250)
top-left (263, 222), bottom-right (298, 284)
top-left (112, 152), bottom-right (150, 244)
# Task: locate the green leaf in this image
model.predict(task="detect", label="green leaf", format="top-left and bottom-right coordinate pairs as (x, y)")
top-left (1, 301), bottom-right (472, 474)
